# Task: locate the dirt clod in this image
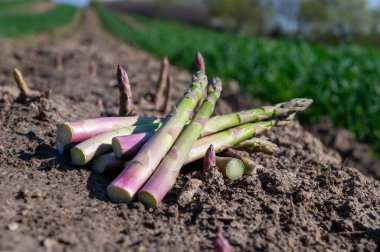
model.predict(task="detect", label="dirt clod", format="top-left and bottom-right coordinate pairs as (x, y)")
top-left (177, 178), bottom-right (202, 207)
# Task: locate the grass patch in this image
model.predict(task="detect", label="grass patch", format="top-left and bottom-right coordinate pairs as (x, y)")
top-left (0, 5), bottom-right (76, 37)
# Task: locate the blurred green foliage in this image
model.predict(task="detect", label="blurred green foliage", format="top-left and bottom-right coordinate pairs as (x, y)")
top-left (0, 5), bottom-right (76, 37)
top-left (299, 0), bottom-right (372, 40)
top-left (98, 8), bottom-right (380, 151)
top-left (209, 0), bottom-right (271, 34)
top-left (155, 0), bottom-right (377, 42)
top-left (0, 0), bottom-right (40, 13)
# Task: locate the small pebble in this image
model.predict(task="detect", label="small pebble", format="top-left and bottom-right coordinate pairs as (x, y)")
top-left (7, 222), bottom-right (19, 231)
top-left (43, 238), bottom-right (57, 248)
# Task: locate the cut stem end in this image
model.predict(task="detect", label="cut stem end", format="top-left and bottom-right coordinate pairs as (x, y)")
top-left (70, 147), bottom-right (86, 166)
top-left (112, 138), bottom-right (123, 158)
top-left (225, 159), bottom-right (245, 180)
top-left (138, 191), bottom-right (158, 208)
top-left (92, 156), bottom-right (107, 174)
top-left (107, 185), bottom-right (133, 203)
top-left (57, 123), bottom-right (73, 145)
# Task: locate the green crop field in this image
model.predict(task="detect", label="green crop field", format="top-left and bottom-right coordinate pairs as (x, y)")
top-left (0, 0), bottom-right (41, 13)
top-left (97, 8), bottom-right (380, 152)
top-left (0, 5), bottom-right (76, 37)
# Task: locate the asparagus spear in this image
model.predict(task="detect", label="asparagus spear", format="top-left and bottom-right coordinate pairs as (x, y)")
top-left (93, 117), bottom-right (294, 175)
top-left (154, 57), bottom-right (169, 109)
top-left (242, 158), bottom-right (264, 175)
top-left (203, 144), bottom-right (216, 174)
top-left (195, 51), bottom-right (205, 72)
top-left (112, 132), bottom-right (154, 158)
top-left (54, 53), bottom-right (64, 71)
top-left (215, 156), bottom-right (245, 180)
top-left (107, 71), bottom-right (208, 203)
top-left (162, 75), bottom-right (172, 114)
top-left (13, 68), bottom-right (40, 99)
top-left (71, 123), bottom-right (161, 165)
top-left (92, 152), bottom-right (128, 174)
top-left (194, 52), bottom-right (206, 112)
top-left (184, 115), bottom-right (294, 164)
top-left (201, 98), bottom-right (312, 136)
top-left (235, 137), bottom-right (279, 154)
top-left (57, 116), bottom-right (164, 145)
top-left (58, 98), bottom-right (311, 148)
top-left (117, 65), bottom-right (136, 116)
top-left (214, 233), bottom-right (232, 252)
top-left (111, 98), bottom-right (312, 158)
top-left (224, 149), bottom-right (264, 175)
top-left (138, 78), bottom-right (222, 207)
top-left (240, 157), bottom-right (264, 175)
top-left (89, 60), bottom-right (97, 78)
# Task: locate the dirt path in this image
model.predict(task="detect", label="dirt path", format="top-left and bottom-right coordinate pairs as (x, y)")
top-left (0, 9), bottom-right (379, 252)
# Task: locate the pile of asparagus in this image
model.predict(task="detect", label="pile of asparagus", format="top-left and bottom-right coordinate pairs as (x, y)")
top-left (56, 53), bottom-right (312, 208)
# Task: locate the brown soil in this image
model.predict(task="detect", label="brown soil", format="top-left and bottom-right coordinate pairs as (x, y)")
top-left (0, 9), bottom-right (379, 252)
top-left (309, 117), bottom-right (380, 180)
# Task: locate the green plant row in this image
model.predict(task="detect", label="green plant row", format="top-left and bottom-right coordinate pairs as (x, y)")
top-left (0, 0), bottom-right (41, 13)
top-left (0, 5), bottom-right (76, 37)
top-left (97, 8), bottom-right (380, 152)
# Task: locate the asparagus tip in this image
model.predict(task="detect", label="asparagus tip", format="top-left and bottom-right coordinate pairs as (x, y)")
top-left (89, 59), bottom-right (97, 77)
top-left (213, 232), bottom-right (232, 252)
top-left (203, 144), bottom-right (216, 174)
top-left (211, 77), bottom-right (222, 91)
top-left (116, 64), bottom-right (135, 116)
top-left (286, 98), bottom-right (314, 111)
top-left (96, 97), bottom-right (104, 111)
top-left (116, 64), bottom-right (128, 83)
top-left (195, 51), bottom-right (205, 72)
top-left (55, 53), bottom-right (64, 71)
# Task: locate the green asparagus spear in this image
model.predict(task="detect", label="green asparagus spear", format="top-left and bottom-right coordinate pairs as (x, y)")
top-left (107, 71), bottom-right (208, 203)
top-left (138, 78), bottom-right (222, 207)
